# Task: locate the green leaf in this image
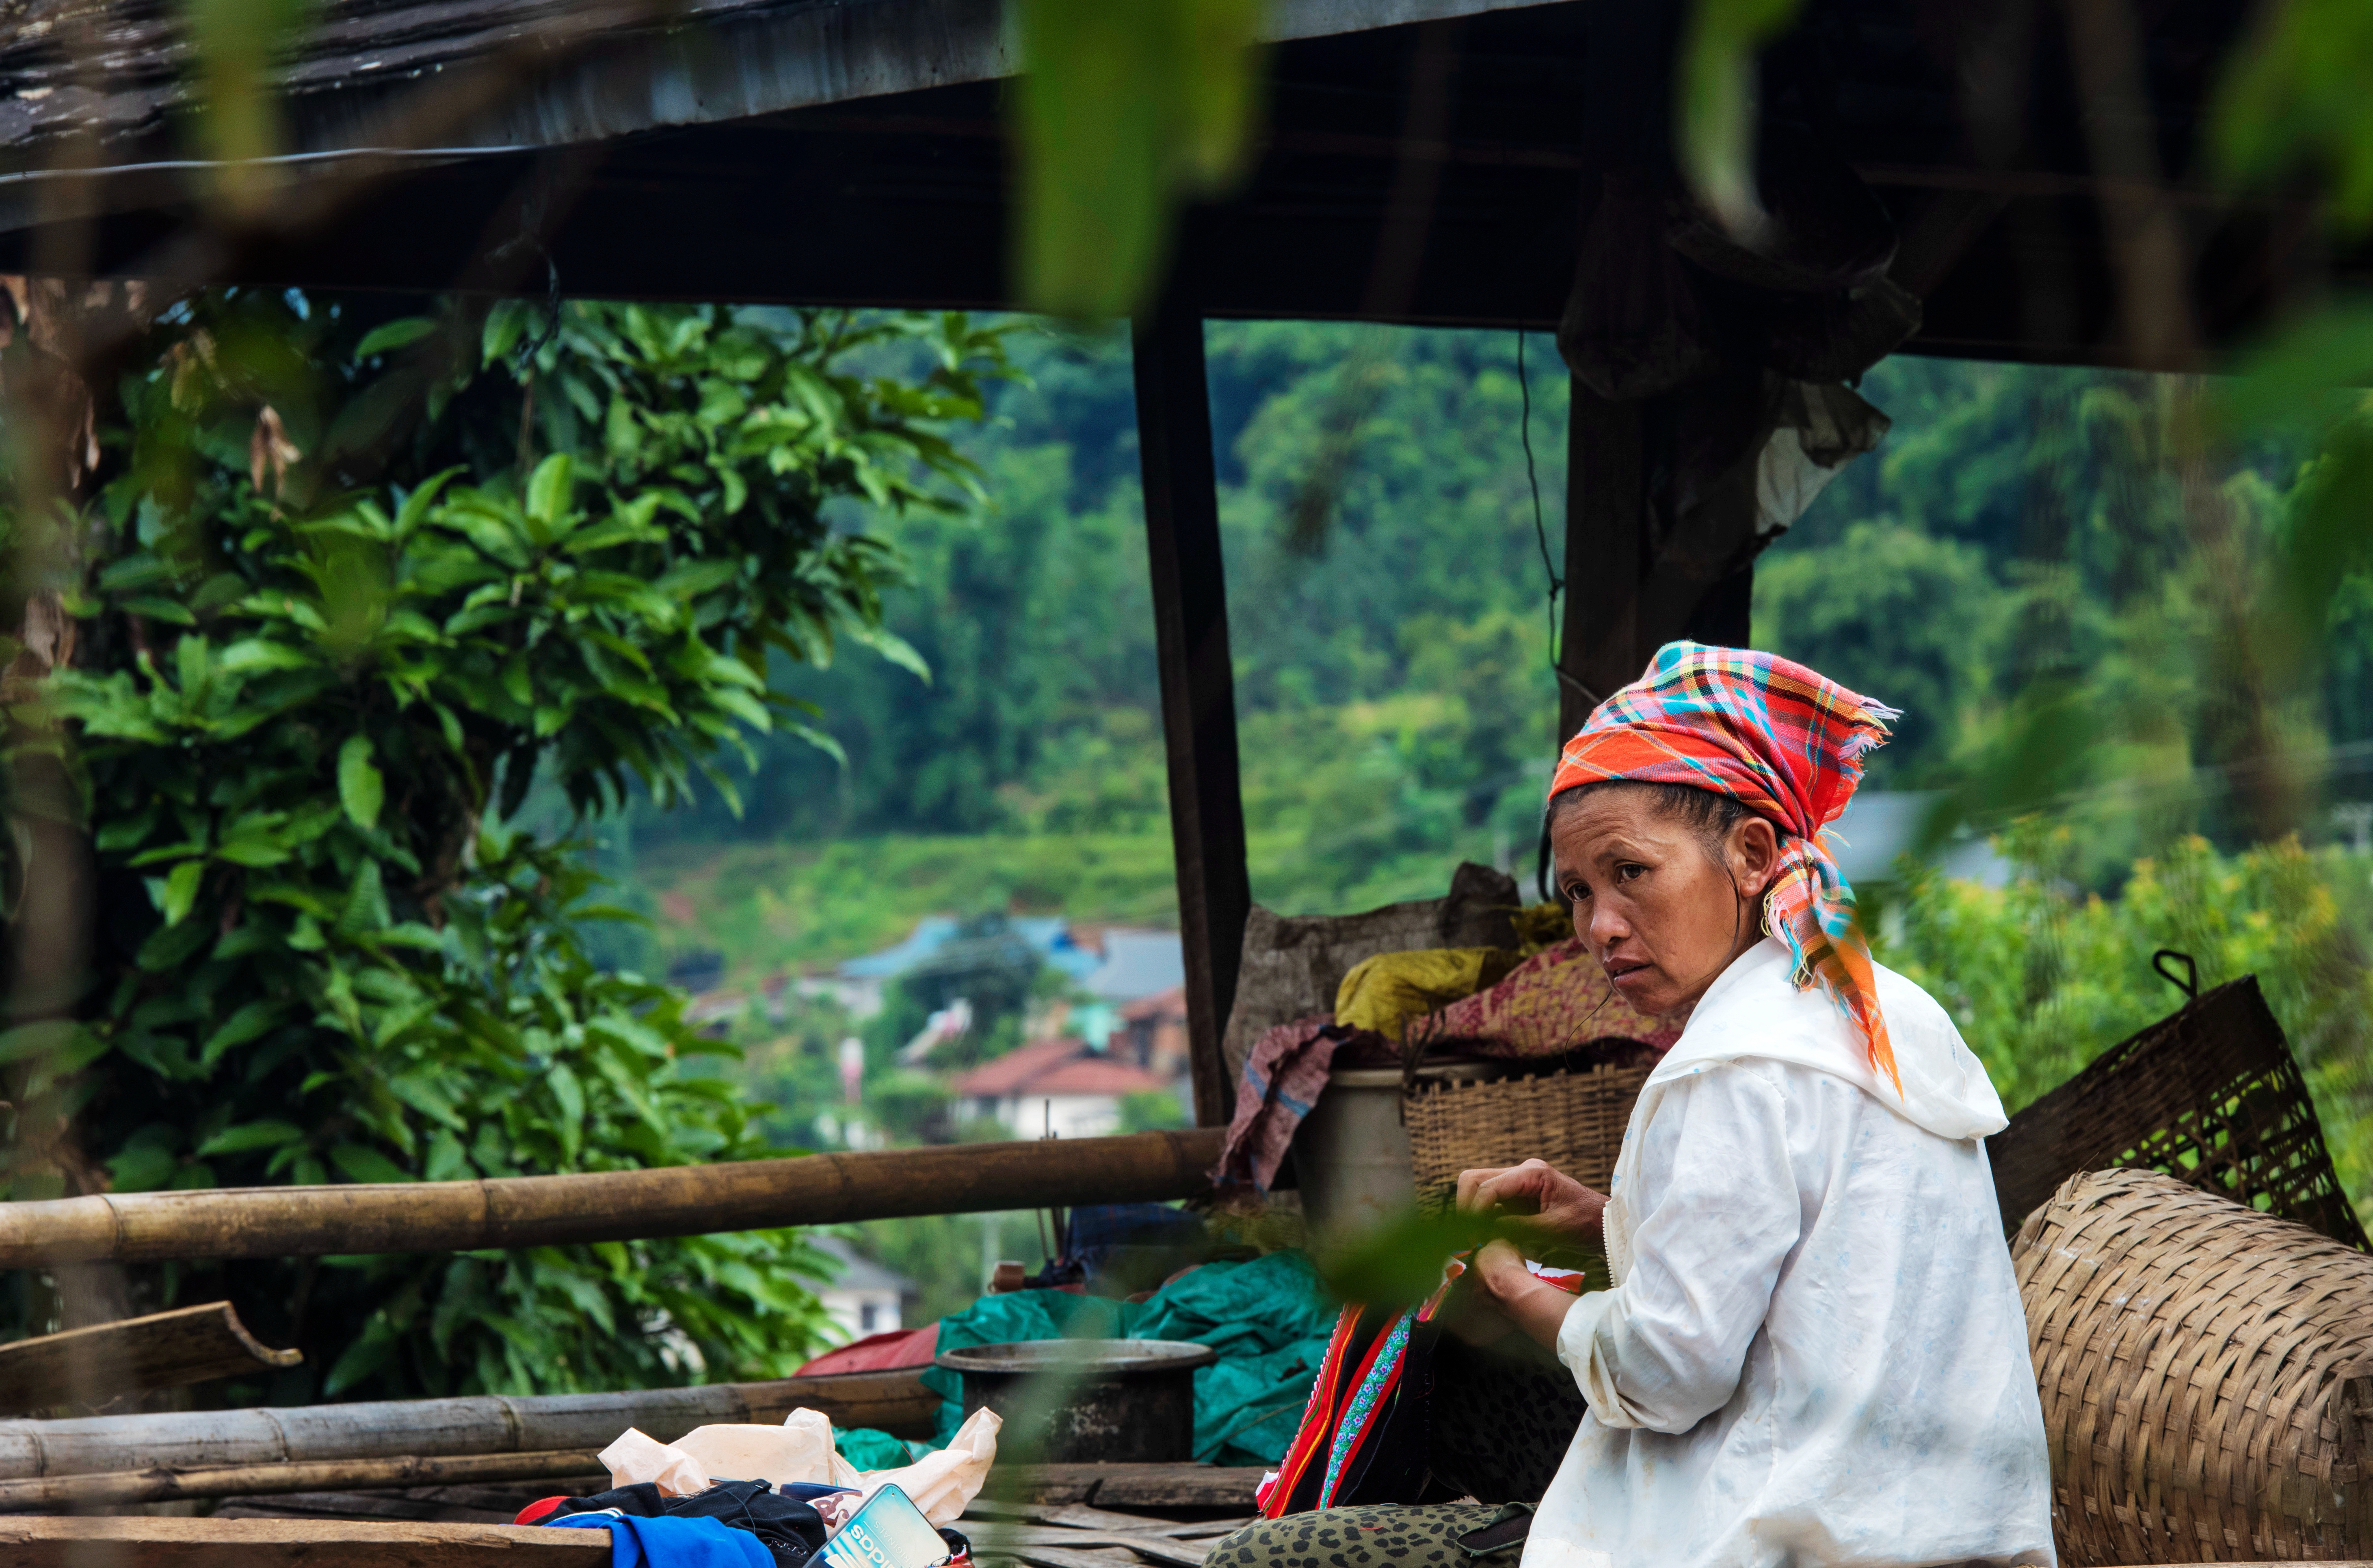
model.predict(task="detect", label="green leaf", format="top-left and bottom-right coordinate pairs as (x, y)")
top-left (137, 916), bottom-right (214, 973)
top-left (218, 638), bottom-right (316, 675)
top-left (526, 453), bottom-right (575, 528)
top-left (197, 1119), bottom-right (306, 1157)
top-left (160, 859), bottom-right (206, 927)
top-left (120, 596), bottom-right (200, 626)
top-left (331, 1144), bottom-right (414, 1184)
top-left (482, 300), bottom-right (529, 367)
top-left (323, 1319), bottom-right (398, 1395)
top-left (107, 1143), bottom-right (180, 1195)
top-left (200, 999), bottom-right (289, 1066)
top-left (355, 317), bottom-right (438, 359)
top-left (0, 1020), bottom-right (83, 1064)
top-left (338, 735), bottom-right (385, 830)
top-left (847, 621), bottom-right (932, 684)
top-left (338, 859), bottom-right (391, 938)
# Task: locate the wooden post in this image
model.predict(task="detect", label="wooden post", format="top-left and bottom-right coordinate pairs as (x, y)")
top-left (1556, 381), bottom-right (1757, 752)
top-left (1557, 382), bottom-right (1648, 744)
top-left (1132, 298), bottom-right (1250, 1130)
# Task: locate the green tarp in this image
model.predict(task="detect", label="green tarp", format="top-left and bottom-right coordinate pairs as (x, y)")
top-left (903, 1251), bottom-right (1337, 1467)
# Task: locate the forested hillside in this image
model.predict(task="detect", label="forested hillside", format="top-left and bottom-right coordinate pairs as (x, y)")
top-left (614, 319), bottom-right (2371, 1216)
top-left (621, 321), bottom-right (2351, 973)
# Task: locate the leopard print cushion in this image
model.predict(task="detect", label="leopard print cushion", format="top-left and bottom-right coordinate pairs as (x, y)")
top-left (1207, 1503), bottom-right (1505, 1568)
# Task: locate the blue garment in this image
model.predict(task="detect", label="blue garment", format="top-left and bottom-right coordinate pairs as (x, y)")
top-left (548, 1512), bottom-right (775, 1568)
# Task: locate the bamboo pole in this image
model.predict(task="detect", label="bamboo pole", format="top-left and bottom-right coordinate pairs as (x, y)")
top-left (0, 1129), bottom-right (1221, 1268)
top-left (0, 1447), bottom-right (603, 1512)
top-left (0, 1367), bottom-right (937, 1481)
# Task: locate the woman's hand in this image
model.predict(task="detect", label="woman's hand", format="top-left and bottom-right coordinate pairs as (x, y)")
top-left (1471, 1237), bottom-right (1578, 1353)
top-left (1455, 1158), bottom-right (1608, 1251)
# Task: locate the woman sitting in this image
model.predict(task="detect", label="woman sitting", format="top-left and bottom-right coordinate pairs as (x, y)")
top-left (1214, 643), bottom-right (2053, 1568)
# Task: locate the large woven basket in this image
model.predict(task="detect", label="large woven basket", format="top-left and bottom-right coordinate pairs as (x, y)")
top-left (1404, 1064), bottom-right (1649, 1203)
top-left (2014, 1167), bottom-right (2373, 1564)
top-left (1990, 975), bottom-right (2368, 1249)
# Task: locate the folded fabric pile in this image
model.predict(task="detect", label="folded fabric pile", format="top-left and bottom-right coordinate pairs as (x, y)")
top-left (1333, 947), bottom-right (1524, 1042)
top-left (522, 1406), bottom-right (997, 1567)
top-left (1405, 936), bottom-right (1680, 1060)
top-left (1212, 1016), bottom-right (1395, 1191)
top-left (919, 1249), bottom-right (1336, 1467)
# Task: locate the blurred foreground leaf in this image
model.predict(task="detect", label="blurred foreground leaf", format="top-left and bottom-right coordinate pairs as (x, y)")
top-left (1313, 1203), bottom-right (1496, 1313)
top-left (182, 0), bottom-right (317, 213)
top-left (1916, 677), bottom-right (2099, 853)
top-left (1013, 0), bottom-right (1265, 318)
top-left (1676, 0), bottom-right (1804, 234)
top-left (2213, 0), bottom-right (2373, 229)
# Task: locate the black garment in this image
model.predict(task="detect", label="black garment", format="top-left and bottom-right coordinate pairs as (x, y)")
top-left (546, 1479), bottom-right (837, 1565)
top-left (1428, 1328), bottom-right (1590, 1504)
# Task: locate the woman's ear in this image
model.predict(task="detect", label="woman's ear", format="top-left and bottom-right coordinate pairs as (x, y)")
top-left (1731, 816), bottom-right (1782, 895)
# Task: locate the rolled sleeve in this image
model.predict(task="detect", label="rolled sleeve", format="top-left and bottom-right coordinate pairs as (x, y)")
top-left (1556, 1066), bottom-right (1801, 1434)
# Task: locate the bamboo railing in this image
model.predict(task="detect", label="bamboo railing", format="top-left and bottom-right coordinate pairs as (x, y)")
top-left (0, 1129), bottom-right (1223, 1268)
top-left (0, 1367), bottom-right (937, 1486)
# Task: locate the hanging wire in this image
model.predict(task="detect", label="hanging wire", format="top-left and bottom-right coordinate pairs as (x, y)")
top-left (1519, 327), bottom-right (1565, 904)
top-left (1518, 326), bottom-right (1563, 670)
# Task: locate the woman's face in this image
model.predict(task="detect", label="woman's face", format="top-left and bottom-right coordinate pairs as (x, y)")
top-left (1551, 789), bottom-right (1780, 1020)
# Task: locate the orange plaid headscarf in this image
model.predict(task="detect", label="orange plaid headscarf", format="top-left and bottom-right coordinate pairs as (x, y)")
top-left (1548, 642), bottom-right (1902, 1090)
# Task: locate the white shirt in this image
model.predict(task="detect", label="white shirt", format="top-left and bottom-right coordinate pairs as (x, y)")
top-left (1520, 939), bottom-right (2055, 1568)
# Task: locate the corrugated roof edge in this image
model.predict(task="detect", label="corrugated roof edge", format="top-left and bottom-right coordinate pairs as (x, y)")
top-left (0, 0), bottom-right (1573, 165)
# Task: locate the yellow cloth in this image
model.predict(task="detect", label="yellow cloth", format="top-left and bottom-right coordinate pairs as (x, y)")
top-left (1511, 902), bottom-right (1574, 954)
top-left (1335, 946), bottom-right (1523, 1041)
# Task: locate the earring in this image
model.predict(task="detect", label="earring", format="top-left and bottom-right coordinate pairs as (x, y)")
top-left (1759, 887), bottom-right (1780, 940)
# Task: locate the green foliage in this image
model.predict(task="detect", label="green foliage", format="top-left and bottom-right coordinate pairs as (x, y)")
top-left (1878, 830), bottom-right (2373, 1212)
top-left (1118, 1089), bottom-right (1188, 1133)
top-left (1, 293), bottom-right (1008, 1397)
top-left (1752, 521), bottom-right (2000, 783)
top-left (2214, 0), bottom-right (2373, 230)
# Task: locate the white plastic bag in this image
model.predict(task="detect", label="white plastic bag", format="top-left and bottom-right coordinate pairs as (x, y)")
top-left (674, 1412), bottom-right (857, 1490)
top-left (853, 1406), bottom-right (1001, 1526)
top-left (600, 1426), bottom-right (712, 1497)
top-left (596, 1404), bottom-right (999, 1524)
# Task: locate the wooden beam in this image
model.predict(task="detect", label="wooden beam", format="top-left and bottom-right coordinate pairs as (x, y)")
top-left (0, 1129), bottom-right (1220, 1268)
top-left (993, 1463), bottom-right (1270, 1510)
top-left (0, 1448), bottom-right (604, 1513)
top-left (0, 1301), bottom-right (301, 1416)
top-left (0, 1515), bottom-right (606, 1566)
top-left (1133, 298), bottom-right (1251, 1129)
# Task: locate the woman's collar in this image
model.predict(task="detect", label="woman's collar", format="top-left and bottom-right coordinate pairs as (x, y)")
top-left (1665, 936), bottom-right (1791, 1040)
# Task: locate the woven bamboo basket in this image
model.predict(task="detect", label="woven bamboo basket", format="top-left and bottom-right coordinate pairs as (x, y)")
top-left (1404, 1063), bottom-right (1650, 1204)
top-left (1990, 974), bottom-right (2367, 1248)
top-left (2013, 1167), bottom-right (2373, 1564)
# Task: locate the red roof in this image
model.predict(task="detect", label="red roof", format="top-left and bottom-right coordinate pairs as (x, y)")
top-left (797, 1322), bottom-right (939, 1376)
top-left (953, 1037), bottom-right (1168, 1099)
top-left (1121, 984), bottom-right (1186, 1022)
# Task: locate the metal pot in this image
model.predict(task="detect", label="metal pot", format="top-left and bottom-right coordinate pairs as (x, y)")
top-left (1293, 1062), bottom-right (1501, 1235)
top-left (933, 1338), bottom-right (1216, 1464)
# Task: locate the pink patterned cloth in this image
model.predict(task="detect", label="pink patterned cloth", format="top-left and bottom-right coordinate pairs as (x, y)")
top-left (1407, 938), bottom-right (1681, 1059)
top-left (1213, 1016), bottom-right (1392, 1191)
